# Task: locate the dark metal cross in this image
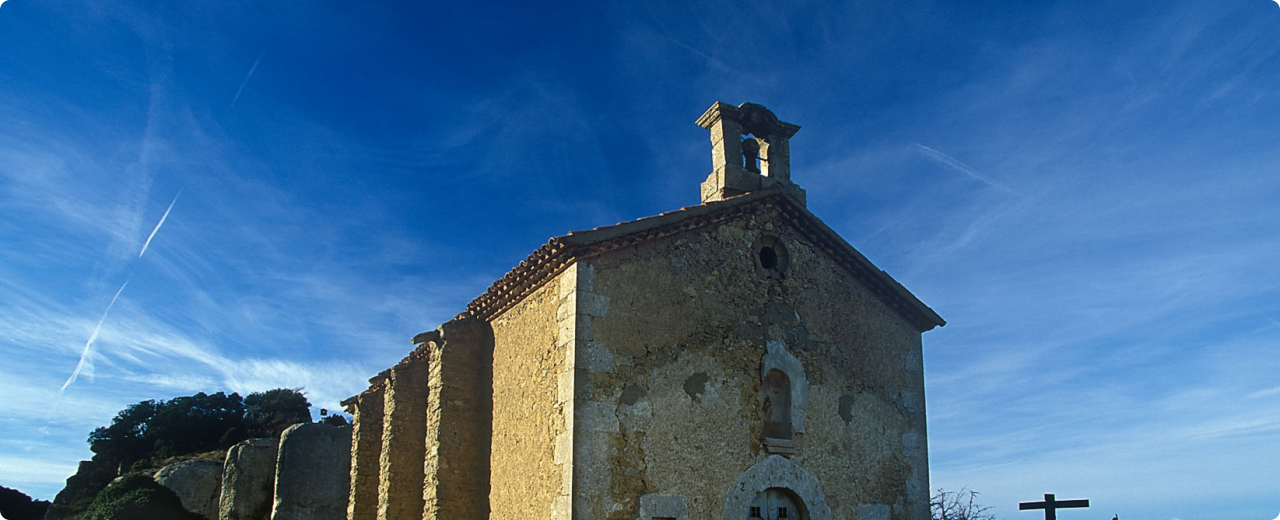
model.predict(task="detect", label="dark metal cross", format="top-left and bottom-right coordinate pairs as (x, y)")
top-left (1019, 493), bottom-right (1089, 520)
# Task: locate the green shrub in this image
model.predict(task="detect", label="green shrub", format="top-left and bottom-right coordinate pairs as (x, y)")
top-left (129, 458), bottom-right (152, 472)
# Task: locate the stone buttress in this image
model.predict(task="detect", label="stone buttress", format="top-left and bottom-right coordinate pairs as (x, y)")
top-left (342, 318), bottom-right (492, 520)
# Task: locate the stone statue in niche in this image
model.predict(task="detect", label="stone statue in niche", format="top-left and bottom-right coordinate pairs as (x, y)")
top-left (762, 369), bottom-right (793, 440)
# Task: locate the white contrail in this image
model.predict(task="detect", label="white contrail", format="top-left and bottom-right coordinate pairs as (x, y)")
top-left (60, 278), bottom-right (129, 393)
top-left (230, 52), bottom-right (264, 108)
top-left (139, 188), bottom-right (182, 258)
top-left (62, 188), bottom-right (182, 392)
top-left (912, 142), bottom-right (1018, 195)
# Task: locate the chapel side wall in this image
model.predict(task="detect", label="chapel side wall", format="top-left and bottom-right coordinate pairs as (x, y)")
top-left (582, 207), bottom-right (928, 520)
top-left (487, 268), bottom-right (575, 520)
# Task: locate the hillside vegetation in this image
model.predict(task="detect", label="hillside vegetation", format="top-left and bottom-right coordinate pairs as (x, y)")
top-left (40, 388), bottom-right (344, 520)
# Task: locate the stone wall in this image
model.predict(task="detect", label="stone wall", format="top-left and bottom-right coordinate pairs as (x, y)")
top-left (486, 268), bottom-right (572, 520)
top-left (581, 206), bottom-right (930, 520)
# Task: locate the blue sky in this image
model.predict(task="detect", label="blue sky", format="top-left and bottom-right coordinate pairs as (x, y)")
top-left (1, 1), bottom-right (1277, 519)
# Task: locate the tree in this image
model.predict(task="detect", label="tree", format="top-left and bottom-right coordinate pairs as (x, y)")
top-left (146, 391), bottom-right (246, 457)
top-left (59, 388), bottom-right (315, 520)
top-left (932, 488), bottom-right (997, 520)
top-left (243, 388), bottom-right (311, 438)
top-left (87, 388), bottom-right (313, 469)
top-left (320, 413), bottom-right (349, 426)
top-left (87, 399), bottom-right (163, 470)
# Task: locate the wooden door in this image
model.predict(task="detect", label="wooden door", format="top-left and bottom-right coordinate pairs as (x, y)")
top-left (748, 488), bottom-right (802, 520)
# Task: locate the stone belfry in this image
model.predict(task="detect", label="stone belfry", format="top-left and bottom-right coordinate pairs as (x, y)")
top-left (343, 102), bottom-right (943, 520)
top-left (697, 102), bottom-right (805, 205)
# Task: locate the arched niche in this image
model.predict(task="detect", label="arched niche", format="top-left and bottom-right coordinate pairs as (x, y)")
top-left (761, 340), bottom-right (809, 442)
top-left (721, 455), bottom-right (832, 520)
top-left (762, 369), bottom-right (793, 440)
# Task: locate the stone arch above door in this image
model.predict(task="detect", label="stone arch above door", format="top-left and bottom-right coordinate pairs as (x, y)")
top-left (721, 455), bottom-right (832, 520)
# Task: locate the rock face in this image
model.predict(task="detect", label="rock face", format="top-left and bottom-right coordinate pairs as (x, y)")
top-left (270, 423), bottom-right (351, 520)
top-left (154, 459), bottom-right (223, 520)
top-left (219, 438), bottom-right (278, 520)
top-left (42, 460), bottom-right (109, 520)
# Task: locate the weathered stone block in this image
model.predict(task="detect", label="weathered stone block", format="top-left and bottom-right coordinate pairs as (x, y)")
top-left (271, 423), bottom-right (351, 520)
top-left (155, 459), bottom-right (222, 520)
top-left (220, 438), bottom-right (278, 520)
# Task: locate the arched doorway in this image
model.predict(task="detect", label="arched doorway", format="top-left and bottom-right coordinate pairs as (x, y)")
top-left (721, 455), bottom-right (832, 520)
top-left (748, 488), bottom-right (804, 520)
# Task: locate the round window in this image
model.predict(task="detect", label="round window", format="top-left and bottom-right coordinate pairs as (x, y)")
top-left (754, 235), bottom-right (789, 277)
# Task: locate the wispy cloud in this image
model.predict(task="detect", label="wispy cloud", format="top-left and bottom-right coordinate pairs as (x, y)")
top-left (657, 34), bottom-right (770, 87)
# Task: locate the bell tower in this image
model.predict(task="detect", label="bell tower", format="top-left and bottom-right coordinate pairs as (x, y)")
top-left (695, 102), bottom-right (804, 205)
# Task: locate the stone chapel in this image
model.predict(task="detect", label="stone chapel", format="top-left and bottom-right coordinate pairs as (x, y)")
top-left (340, 102), bottom-right (945, 520)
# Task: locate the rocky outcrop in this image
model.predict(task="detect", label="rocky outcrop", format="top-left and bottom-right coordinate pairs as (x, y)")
top-left (0, 485), bottom-right (51, 520)
top-left (270, 423), bottom-right (351, 520)
top-left (154, 459), bottom-right (223, 519)
top-left (42, 459), bottom-right (115, 520)
top-left (219, 438), bottom-right (278, 520)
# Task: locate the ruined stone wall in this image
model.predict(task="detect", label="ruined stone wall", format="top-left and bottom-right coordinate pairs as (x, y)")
top-left (582, 206), bottom-right (929, 520)
top-left (487, 268), bottom-right (574, 520)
